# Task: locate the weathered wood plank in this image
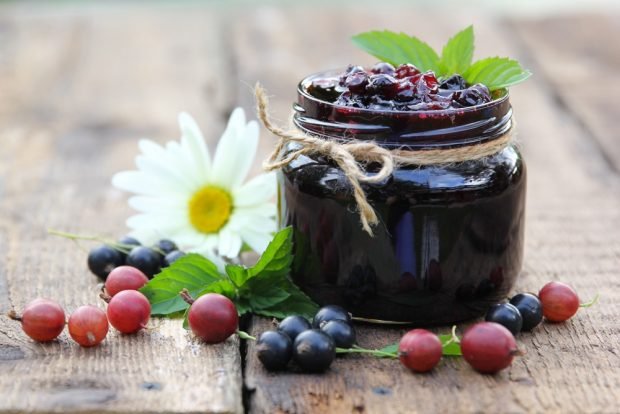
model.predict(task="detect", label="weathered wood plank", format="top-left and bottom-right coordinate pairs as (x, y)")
top-left (0, 7), bottom-right (243, 413)
top-left (235, 8), bottom-right (620, 413)
top-left (512, 14), bottom-right (620, 171)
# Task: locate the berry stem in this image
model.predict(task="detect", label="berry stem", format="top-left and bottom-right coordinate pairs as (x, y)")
top-left (336, 345), bottom-right (398, 359)
top-left (350, 316), bottom-right (410, 325)
top-left (179, 289), bottom-right (195, 305)
top-left (47, 228), bottom-right (147, 254)
top-left (443, 325), bottom-right (460, 347)
top-left (237, 330), bottom-right (256, 341)
top-left (580, 293), bottom-right (600, 308)
top-left (99, 292), bottom-right (112, 304)
top-left (47, 229), bottom-right (102, 242)
top-left (7, 310), bottom-right (22, 322)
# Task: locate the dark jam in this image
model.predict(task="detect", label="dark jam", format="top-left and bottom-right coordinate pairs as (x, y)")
top-left (279, 69), bottom-right (526, 325)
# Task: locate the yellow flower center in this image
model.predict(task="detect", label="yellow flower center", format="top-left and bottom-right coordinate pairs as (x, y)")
top-left (188, 186), bottom-right (232, 234)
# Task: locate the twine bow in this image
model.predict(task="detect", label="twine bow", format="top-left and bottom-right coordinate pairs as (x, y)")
top-left (255, 83), bottom-right (513, 236)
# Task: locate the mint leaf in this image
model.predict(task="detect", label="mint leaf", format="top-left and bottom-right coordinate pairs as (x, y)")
top-left (440, 25), bottom-right (474, 76)
top-left (225, 264), bottom-right (248, 287)
top-left (246, 226), bottom-right (293, 279)
top-left (140, 254), bottom-right (225, 315)
top-left (141, 227), bottom-right (318, 321)
top-left (241, 273), bottom-right (291, 310)
top-left (352, 30), bottom-right (441, 73)
top-left (463, 57), bottom-right (531, 91)
top-left (197, 279), bottom-right (236, 298)
top-left (352, 27), bottom-right (530, 90)
top-left (256, 281), bottom-right (319, 320)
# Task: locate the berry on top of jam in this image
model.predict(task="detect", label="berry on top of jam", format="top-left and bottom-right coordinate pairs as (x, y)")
top-left (306, 62), bottom-right (492, 111)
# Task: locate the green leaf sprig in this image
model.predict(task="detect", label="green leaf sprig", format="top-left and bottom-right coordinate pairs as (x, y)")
top-left (237, 325), bottom-right (462, 358)
top-left (139, 227), bottom-right (319, 323)
top-left (352, 26), bottom-right (531, 91)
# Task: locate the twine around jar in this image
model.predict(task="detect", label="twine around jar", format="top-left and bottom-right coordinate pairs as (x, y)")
top-left (254, 83), bottom-right (514, 236)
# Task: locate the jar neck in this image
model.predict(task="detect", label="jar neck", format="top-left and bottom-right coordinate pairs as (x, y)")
top-left (294, 71), bottom-right (513, 150)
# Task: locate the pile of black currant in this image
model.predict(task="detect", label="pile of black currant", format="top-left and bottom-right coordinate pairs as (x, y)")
top-left (256, 305), bottom-right (356, 373)
top-left (87, 236), bottom-right (186, 280)
top-left (307, 62), bottom-right (492, 111)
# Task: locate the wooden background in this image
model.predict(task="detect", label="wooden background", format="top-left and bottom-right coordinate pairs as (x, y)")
top-left (0, 2), bottom-right (619, 413)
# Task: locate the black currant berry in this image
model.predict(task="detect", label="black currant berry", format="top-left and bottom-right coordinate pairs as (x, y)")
top-left (439, 74), bottom-right (467, 91)
top-left (366, 74), bottom-right (399, 98)
top-left (256, 330), bottom-right (292, 371)
top-left (370, 62), bottom-right (395, 75)
top-left (509, 293), bottom-right (543, 331)
top-left (117, 236), bottom-right (141, 260)
top-left (485, 303), bottom-right (523, 335)
top-left (155, 239), bottom-right (177, 255)
top-left (454, 83), bottom-right (491, 107)
top-left (293, 330), bottom-right (335, 373)
top-left (87, 245), bottom-right (124, 281)
top-left (278, 315), bottom-right (311, 341)
top-left (312, 305), bottom-right (351, 328)
top-left (321, 320), bottom-right (356, 349)
top-left (126, 247), bottom-right (161, 278)
top-left (118, 236), bottom-right (141, 247)
top-left (163, 250), bottom-right (185, 267)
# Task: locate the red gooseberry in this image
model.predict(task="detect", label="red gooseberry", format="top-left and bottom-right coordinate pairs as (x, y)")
top-left (68, 305), bottom-right (109, 347)
top-left (9, 298), bottom-right (66, 342)
top-left (106, 290), bottom-right (151, 334)
top-left (186, 293), bottom-right (238, 343)
top-left (538, 281), bottom-right (580, 322)
top-left (461, 322), bottom-right (518, 374)
top-left (398, 329), bottom-right (443, 373)
top-left (104, 265), bottom-right (149, 296)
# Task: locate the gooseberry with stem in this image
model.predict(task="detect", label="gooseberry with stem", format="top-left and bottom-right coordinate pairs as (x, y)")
top-left (181, 289), bottom-right (238, 343)
top-left (102, 290), bottom-right (151, 334)
top-left (8, 298), bottom-right (66, 342)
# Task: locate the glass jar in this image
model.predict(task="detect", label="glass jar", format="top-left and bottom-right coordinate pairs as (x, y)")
top-left (278, 70), bottom-right (526, 325)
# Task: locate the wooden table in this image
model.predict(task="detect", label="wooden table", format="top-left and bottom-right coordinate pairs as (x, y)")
top-left (1, 3), bottom-right (619, 413)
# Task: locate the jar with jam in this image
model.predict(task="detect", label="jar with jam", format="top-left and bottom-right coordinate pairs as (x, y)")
top-left (276, 65), bottom-right (526, 325)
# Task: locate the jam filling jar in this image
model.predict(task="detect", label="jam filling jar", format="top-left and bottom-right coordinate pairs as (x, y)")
top-left (277, 70), bottom-right (526, 325)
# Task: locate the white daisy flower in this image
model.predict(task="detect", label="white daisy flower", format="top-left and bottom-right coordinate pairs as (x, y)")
top-left (112, 108), bottom-right (277, 264)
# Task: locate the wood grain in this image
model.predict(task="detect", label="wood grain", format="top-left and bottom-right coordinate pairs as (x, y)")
top-left (512, 15), bottom-right (620, 172)
top-left (0, 7), bottom-right (244, 414)
top-left (236, 8), bottom-right (620, 414)
top-left (0, 3), bottom-right (619, 414)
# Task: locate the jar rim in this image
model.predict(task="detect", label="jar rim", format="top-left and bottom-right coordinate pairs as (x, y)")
top-left (294, 69), bottom-right (513, 149)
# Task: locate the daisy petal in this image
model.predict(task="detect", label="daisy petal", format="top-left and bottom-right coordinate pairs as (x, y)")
top-left (112, 171), bottom-right (183, 196)
top-left (138, 139), bottom-right (167, 159)
top-left (210, 108), bottom-right (259, 189)
top-left (126, 213), bottom-right (189, 233)
top-left (217, 227), bottom-right (243, 258)
top-left (135, 155), bottom-right (194, 192)
top-left (232, 172), bottom-right (277, 207)
top-left (179, 112), bottom-right (211, 183)
top-left (236, 203), bottom-right (277, 218)
top-left (128, 195), bottom-right (187, 213)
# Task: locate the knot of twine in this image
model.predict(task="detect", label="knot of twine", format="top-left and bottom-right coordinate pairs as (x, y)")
top-left (254, 83), bottom-right (514, 236)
